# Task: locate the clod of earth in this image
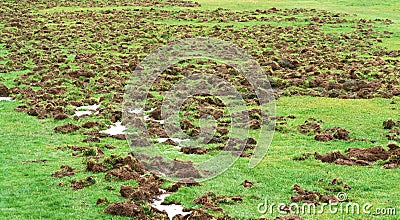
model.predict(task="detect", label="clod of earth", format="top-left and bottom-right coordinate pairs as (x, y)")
top-left (383, 118), bottom-right (399, 129)
top-left (0, 84), bottom-right (10, 97)
top-left (70, 176), bottom-right (96, 190)
top-left (86, 160), bottom-right (108, 173)
top-left (54, 124), bottom-right (81, 134)
top-left (52, 165), bottom-right (74, 178)
top-left (274, 215), bottom-right (303, 220)
top-left (290, 184), bottom-right (341, 205)
top-left (242, 180), bottom-right (254, 188)
top-left (193, 191), bottom-right (242, 212)
top-left (315, 144), bottom-right (400, 168)
top-left (104, 202), bottom-right (168, 219)
top-left (180, 146), bottom-right (209, 154)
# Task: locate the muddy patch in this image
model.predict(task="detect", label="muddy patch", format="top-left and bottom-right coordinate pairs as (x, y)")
top-left (70, 176), bottom-right (96, 190)
top-left (52, 165), bottom-right (75, 178)
top-left (54, 124), bottom-right (81, 134)
top-left (315, 144), bottom-right (400, 168)
top-left (193, 191), bottom-right (242, 212)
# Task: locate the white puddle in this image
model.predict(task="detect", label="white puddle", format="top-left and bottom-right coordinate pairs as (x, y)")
top-left (151, 190), bottom-right (191, 219)
top-left (74, 104), bottom-right (99, 117)
top-left (0, 97), bottom-right (12, 101)
top-left (99, 122), bottom-right (128, 135)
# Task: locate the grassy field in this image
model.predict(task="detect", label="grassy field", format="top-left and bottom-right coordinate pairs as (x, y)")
top-left (1, 0), bottom-right (400, 219)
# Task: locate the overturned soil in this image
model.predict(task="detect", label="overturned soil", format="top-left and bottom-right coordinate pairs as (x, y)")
top-left (315, 144), bottom-right (400, 168)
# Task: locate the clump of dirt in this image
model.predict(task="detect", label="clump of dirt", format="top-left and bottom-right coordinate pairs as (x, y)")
top-left (164, 138), bottom-right (179, 146)
top-left (298, 118), bottom-right (322, 134)
top-left (298, 119), bottom-right (350, 142)
top-left (383, 119), bottom-right (398, 129)
top-left (86, 160), bottom-right (108, 173)
top-left (70, 176), bottom-right (96, 190)
top-left (54, 124), bottom-right (81, 134)
top-left (104, 202), bottom-right (145, 218)
top-left (275, 215), bottom-right (303, 220)
top-left (242, 180), bottom-right (254, 188)
top-left (292, 152), bottom-right (313, 161)
top-left (180, 146), bottom-right (209, 154)
top-left (0, 84), bottom-right (9, 97)
top-left (290, 184), bottom-right (340, 205)
top-left (172, 159), bottom-right (203, 178)
top-left (314, 132), bottom-right (335, 142)
top-left (96, 197), bottom-right (109, 205)
top-left (52, 165), bottom-right (74, 178)
top-left (166, 178), bottom-right (201, 192)
top-left (193, 191), bottom-right (242, 212)
top-left (119, 184), bottom-right (160, 201)
top-left (315, 144), bottom-right (400, 168)
top-left (176, 209), bottom-right (214, 220)
top-left (386, 129), bottom-right (400, 141)
top-left (53, 113), bottom-right (68, 120)
top-left (82, 121), bottom-right (99, 128)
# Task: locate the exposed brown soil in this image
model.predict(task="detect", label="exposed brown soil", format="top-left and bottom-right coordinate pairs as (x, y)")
top-left (104, 201), bottom-right (169, 219)
top-left (275, 215), bottom-right (303, 220)
top-left (290, 184), bottom-right (341, 205)
top-left (54, 124), bottom-right (81, 134)
top-left (194, 191), bottom-right (242, 212)
top-left (166, 178), bottom-right (201, 192)
top-left (298, 119), bottom-right (350, 142)
top-left (96, 197), bottom-right (109, 205)
top-left (70, 176), bottom-right (96, 190)
top-left (52, 165), bottom-right (74, 178)
top-left (383, 119), bottom-right (398, 129)
top-left (242, 180), bottom-right (254, 188)
top-left (180, 146), bottom-right (209, 154)
top-left (82, 121), bottom-right (99, 128)
top-left (85, 160), bottom-right (108, 173)
top-left (0, 84), bottom-right (9, 97)
top-left (315, 144), bottom-right (400, 168)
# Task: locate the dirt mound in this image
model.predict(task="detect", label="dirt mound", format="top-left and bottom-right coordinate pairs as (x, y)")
top-left (275, 215), bottom-right (303, 220)
top-left (120, 184), bottom-right (160, 201)
top-left (383, 119), bottom-right (398, 129)
top-left (96, 197), bottom-right (109, 205)
top-left (104, 202), bottom-right (145, 218)
top-left (242, 180), bottom-right (254, 188)
top-left (290, 184), bottom-right (340, 205)
top-left (54, 124), bottom-right (81, 134)
top-left (86, 160), bottom-right (108, 173)
top-left (298, 119), bottom-right (350, 142)
top-left (315, 144), bottom-right (400, 168)
top-left (104, 202), bottom-right (167, 219)
top-left (193, 192), bottom-right (242, 212)
top-left (298, 119), bottom-right (321, 134)
top-left (166, 178), bottom-right (201, 192)
top-left (82, 121), bottom-right (99, 128)
top-left (175, 209), bottom-right (214, 220)
top-left (52, 165), bottom-right (75, 178)
top-left (0, 84), bottom-right (9, 97)
top-left (70, 176), bottom-right (96, 190)
top-left (180, 146), bottom-right (209, 154)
